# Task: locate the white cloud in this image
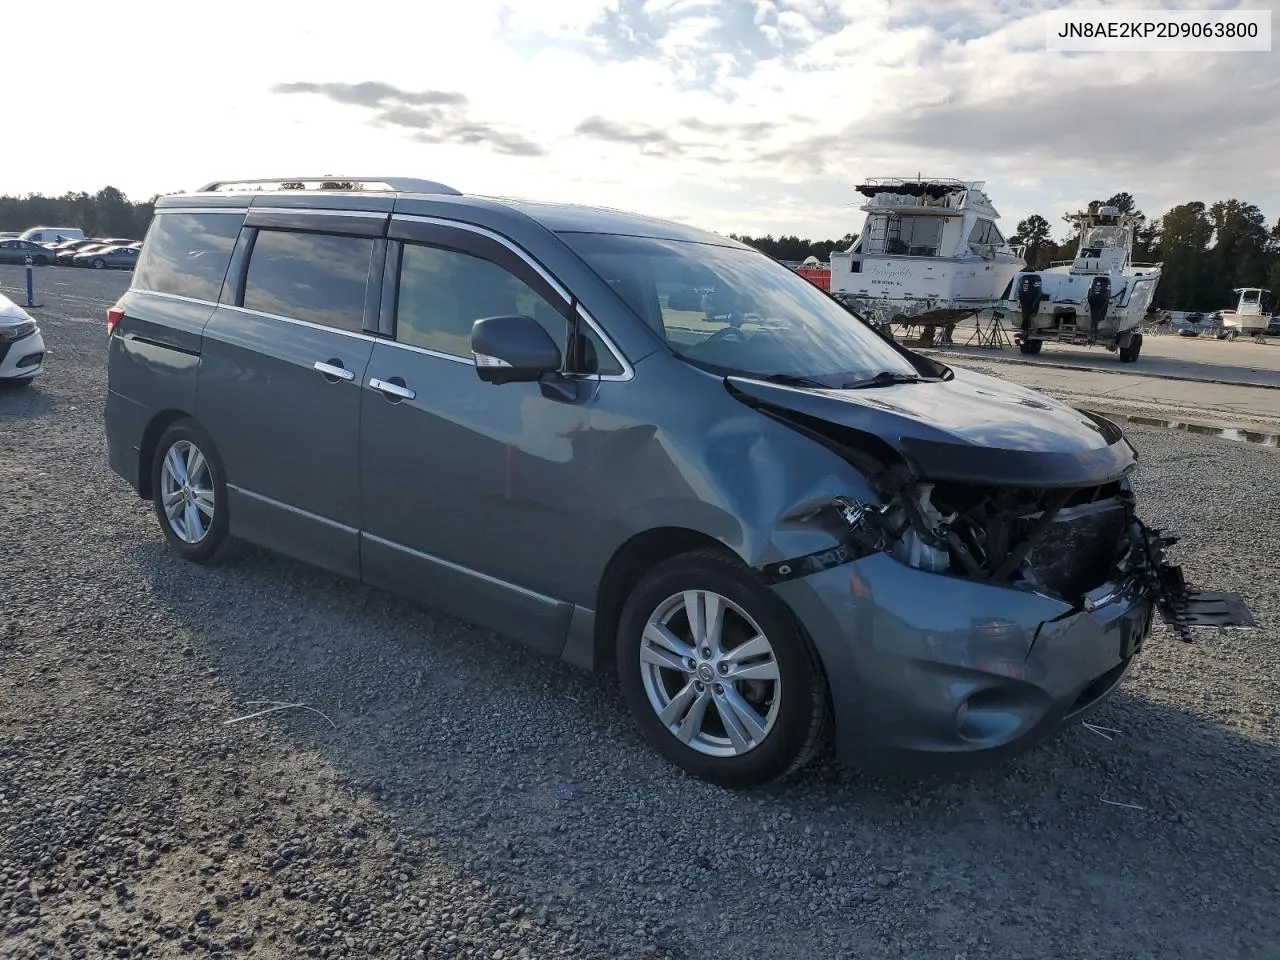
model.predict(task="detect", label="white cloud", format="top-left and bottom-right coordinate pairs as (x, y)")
top-left (1, 0), bottom-right (1274, 242)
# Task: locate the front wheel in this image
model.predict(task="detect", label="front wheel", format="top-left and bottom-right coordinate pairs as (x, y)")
top-left (92, 258), bottom-right (105, 269)
top-left (150, 419), bottom-right (236, 564)
top-left (1019, 339), bottom-right (1043, 355)
top-left (616, 549), bottom-right (829, 788)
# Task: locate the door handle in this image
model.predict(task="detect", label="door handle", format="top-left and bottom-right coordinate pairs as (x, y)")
top-left (369, 377), bottom-right (416, 401)
top-left (313, 360), bottom-right (355, 381)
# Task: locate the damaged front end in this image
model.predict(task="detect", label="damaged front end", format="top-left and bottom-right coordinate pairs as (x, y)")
top-left (751, 415), bottom-right (1254, 643)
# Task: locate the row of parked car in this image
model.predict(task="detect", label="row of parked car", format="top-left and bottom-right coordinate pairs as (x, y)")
top-left (0, 236), bottom-right (140, 270)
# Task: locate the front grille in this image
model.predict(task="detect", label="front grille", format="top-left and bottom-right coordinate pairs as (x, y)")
top-left (1025, 500), bottom-right (1128, 601)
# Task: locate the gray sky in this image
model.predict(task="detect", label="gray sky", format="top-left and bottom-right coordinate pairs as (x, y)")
top-left (7, 0), bottom-right (1277, 241)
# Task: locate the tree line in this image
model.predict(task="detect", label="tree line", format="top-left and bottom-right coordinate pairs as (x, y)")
top-left (0, 187), bottom-right (157, 241)
top-left (1010, 192), bottom-right (1279, 312)
top-left (727, 232), bottom-right (856, 263)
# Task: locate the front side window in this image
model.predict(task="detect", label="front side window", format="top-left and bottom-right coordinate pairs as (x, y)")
top-left (968, 219), bottom-right (1004, 245)
top-left (395, 242), bottom-right (622, 374)
top-left (561, 232), bottom-right (919, 387)
top-left (133, 212), bottom-right (243, 302)
top-left (242, 229), bottom-right (373, 333)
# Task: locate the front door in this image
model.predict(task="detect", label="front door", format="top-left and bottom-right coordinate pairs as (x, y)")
top-left (358, 222), bottom-right (622, 655)
top-left (197, 222), bottom-right (382, 579)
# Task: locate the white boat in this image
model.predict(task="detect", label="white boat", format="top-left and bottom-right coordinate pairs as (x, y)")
top-left (1003, 203), bottom-right (1162, 363)
top-left (1216, 288), bottom-right (1272, 338)
top-left (824, 177), bottom-right (1026, 339)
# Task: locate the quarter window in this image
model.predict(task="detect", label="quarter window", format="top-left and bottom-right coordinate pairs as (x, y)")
top-left (242, 230), bottom-right (373, 333)
top-left (133, 212), bottom-right (243, 302)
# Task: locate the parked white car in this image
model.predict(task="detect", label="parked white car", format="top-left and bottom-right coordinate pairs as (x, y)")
top-left (0, 291), bottom-right (45, 384)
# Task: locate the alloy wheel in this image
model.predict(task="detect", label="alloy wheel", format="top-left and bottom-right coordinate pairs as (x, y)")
top-left (639, 590), bottom-right (781, 757)
top-left (159, 440), bottom-right (215, 543)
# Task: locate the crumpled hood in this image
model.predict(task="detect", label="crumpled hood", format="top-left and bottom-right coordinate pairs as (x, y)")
top-left (726, 365), bottom-right (1138, 488)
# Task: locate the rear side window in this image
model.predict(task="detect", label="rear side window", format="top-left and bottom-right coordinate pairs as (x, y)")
top-left (133, 212), bottom-right (243, 302)
top-left (243, 230), bottom-right (373, 333)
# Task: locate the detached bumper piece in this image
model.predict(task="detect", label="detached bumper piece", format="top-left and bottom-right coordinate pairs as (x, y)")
top-left (1135, 524), bottom-right (1256, 641)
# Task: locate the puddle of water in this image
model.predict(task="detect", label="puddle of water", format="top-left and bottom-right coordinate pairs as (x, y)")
top-left (1085, 410), bottom-right (1280, 448)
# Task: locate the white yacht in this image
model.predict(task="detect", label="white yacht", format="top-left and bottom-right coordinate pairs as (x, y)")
top-left (1003, 203), bottom-right (1162, 363)
top-left (823, 177), bottom-right (1026, 338)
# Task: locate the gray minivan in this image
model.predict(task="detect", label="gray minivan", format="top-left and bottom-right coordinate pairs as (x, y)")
top-left (104, 177), bottom-right (1241, 788)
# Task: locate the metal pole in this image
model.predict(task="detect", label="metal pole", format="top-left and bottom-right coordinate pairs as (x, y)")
top-left (23, 255), bottom-right (42, 308)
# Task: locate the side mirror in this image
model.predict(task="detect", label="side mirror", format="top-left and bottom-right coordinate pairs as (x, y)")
top-left (471, 315), bottom-right (562, 385)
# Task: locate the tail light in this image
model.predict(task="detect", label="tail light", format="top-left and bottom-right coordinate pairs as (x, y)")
top-left (107, 306), bottom-right (124, 338)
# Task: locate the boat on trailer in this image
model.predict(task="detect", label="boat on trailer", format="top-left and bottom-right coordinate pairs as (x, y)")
top-left (820, 177), bottom-right (1026, 342)
top-left (1002, 203), bottom-right (1162, 363)
top-left (1214, 287), bottom-right (1272, 339)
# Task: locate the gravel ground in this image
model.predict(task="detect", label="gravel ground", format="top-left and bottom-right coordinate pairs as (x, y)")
top-left (1, 264), bottom-right (1278, 960)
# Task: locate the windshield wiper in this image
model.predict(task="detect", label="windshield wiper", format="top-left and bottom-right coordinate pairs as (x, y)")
top-left (843, 371), bottom-right (925, 389)
top-left (760, 373), bottom-right (832, 389)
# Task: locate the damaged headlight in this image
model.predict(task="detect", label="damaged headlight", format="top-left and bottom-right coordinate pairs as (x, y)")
top-left (834, 485), bottom-right (953, 574)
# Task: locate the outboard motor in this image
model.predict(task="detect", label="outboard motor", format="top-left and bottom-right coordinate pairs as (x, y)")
top-left (1086, 276), bottom-right (1111, 334)
top-left (1016, 275), bottom-right (1043, 334)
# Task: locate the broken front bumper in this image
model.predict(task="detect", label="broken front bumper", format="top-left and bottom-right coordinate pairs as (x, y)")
top-left (768, 522), bottom-right (1252, 770)
top-left (774, 552), bottom-right (1153, 767)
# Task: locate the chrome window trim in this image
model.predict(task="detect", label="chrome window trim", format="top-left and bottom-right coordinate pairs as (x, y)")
top-left (376, 339), bottom-right (474, 365)
top-left (220, 304), bottom-right (376, 342)
top-left (391, 214), bottom-right (635, 382)
top-left (227, 484), bottom-right (358, 534)
top-left (128, 290), bottom-right (219, 308)
top-left (363, 532), bottom-right (560, 607)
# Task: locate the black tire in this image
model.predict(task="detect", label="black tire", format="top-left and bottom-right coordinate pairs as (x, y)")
top-left (149, 419), bottom-right (237, 564)
top-left (34, 256), bottom-right (50, 266)
top-left (92, 258), bottom-right (105, 269)
top-left (1019, 339), bottom-right (1042, 355)
top-left (616, 548), bottom-right (829, 788)
top-left (1119, 334), bottom-right (1142, 362)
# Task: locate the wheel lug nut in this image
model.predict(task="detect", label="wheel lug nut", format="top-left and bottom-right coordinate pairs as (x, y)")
top-left (685, 658), bottom-right (697, 670)
top-left (717, 663), bottom-right (729, 675)
top-left (694, 682), bottom-right (705, 693)
top-left (701, 648), bottom-right (711, 659)
top-left (713, 683), bottom-right (724, 695)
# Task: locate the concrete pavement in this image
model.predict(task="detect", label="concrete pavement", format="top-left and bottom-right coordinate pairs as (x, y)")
top-left (913, 332), bottom-right (1280, 435)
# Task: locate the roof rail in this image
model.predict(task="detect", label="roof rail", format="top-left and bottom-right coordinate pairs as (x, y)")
top-left (195, 176), bottom-right (462, 196)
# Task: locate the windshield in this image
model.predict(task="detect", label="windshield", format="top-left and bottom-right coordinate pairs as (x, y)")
top-left (1081, 225), bottom-right (1130, 249)
top-left (560, 232), bottom-right (919, 386)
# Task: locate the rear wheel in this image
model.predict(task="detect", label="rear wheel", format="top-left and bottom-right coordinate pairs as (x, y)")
top-left (34, 255), bottom-right (50, 266)
top-left (92, 258), bottom-right (105, 269)
top-left (1019, 339), bottom-right (1043, 355)
top-left (149, 419), bottom-right (237, 564)
top-left (1119, 334), bottom-right (1143, 362)
top-left (616, 549), bottom-right (828, 788)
